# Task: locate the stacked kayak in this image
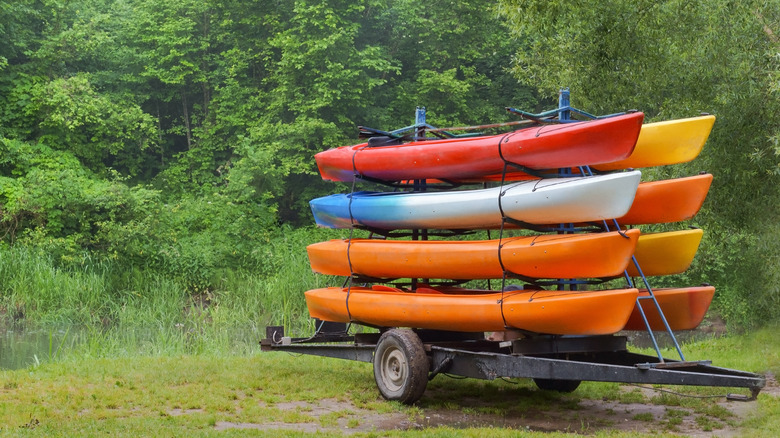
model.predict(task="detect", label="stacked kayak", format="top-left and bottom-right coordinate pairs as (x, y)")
top-left (306, 285), bottom-right (639, 335)
top-left (304, 108), bottom-right (717, 336)
top-left (595, 115), bottom-right (715, 171)
top-left (311, 171), bottom-right (641, 230)
top-left (439, 115), bottom-right (715, 183)
top-left (624, 286), bottom-right (715, 331)
top-left (312, 172), bottom-right (710, 230)
top-left (315, 112), bottom-right (644, 182)
top-left (617, 173), bottom-right (713, 225)
top-left (308, 229), bottom-right (640, 280)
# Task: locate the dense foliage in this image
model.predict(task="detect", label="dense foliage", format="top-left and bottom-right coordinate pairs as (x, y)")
top-left (498, 0), bottom-right (780, 324)
top-left (1, 0), bottom-right (778, 327)
top-left (0, 0), bottom-right (531, 325)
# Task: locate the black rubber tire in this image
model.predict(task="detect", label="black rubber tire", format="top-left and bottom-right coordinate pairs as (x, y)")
top-left (533, 378), bottom-right (582, 393)
top-left (373, 329), bottom-right (430, 404)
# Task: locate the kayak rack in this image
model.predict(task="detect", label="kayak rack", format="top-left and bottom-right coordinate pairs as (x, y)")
top-left (287, 91), bottom-right (766, 405)
top-left (497, 90), bottom-right (688, 363)
top-left (261, 323), bottom-right (765, 405)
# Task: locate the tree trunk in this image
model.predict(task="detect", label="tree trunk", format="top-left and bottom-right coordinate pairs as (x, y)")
top-left (182, 90), bottom-right (192, 150)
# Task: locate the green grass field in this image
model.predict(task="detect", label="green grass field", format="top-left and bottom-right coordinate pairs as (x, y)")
top-left (0, 326), bottom-right (777, 437)
top-left (2, 235), bottom-right (779, 436)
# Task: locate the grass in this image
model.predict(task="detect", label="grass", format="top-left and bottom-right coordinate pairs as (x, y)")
top-left (1, 234), bottom-right (779, 435)
top-left (0, 326), bottom-right (776, 437)
top-left (0, 227), bottom-right (346, 334)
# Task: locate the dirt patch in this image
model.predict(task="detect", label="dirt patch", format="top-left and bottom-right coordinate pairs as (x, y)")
top-left (214, 398), bottom-right (410, 434)
top-left (168, 408), bottom-right (205, 416)
top-left (416, 380), bottom-right (772, 436)
top-left (763, 373), bottom-right (780, 396)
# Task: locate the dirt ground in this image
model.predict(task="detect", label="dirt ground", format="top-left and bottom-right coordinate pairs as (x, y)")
top-left (210, 373), bottom-right (778, 435)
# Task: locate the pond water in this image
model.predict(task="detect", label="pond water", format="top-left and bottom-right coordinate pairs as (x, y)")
top-left (0, 326), bottom-right (83, 370)
top-left (0, 324), bottom-right (268, 370)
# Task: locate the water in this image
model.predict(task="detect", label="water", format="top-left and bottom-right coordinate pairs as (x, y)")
top-left (0, 326), bottom-right (81, 370)
top-left (0, 324), bottom-right (268, 370)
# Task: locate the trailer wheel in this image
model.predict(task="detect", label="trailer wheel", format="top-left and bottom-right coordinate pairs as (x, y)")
top-left (373, 329), bottom-right (429, 404)
top-left (533, 378), bottom-right (581, 393)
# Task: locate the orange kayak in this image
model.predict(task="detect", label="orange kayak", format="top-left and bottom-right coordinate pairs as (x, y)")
top-left (307, 229), bottom-right (640, 280)
top-left (630, 229), bottom-right (703, 277)
top-left (617, 174), bottom-right (712, 225)
top-left (623, 286), bottom-right (715, 331)
top-left (305, 285), bottom-right (639, 335)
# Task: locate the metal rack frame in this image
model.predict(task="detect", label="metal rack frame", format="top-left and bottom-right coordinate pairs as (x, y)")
top-left (269, 92), bottom-right (766, 404)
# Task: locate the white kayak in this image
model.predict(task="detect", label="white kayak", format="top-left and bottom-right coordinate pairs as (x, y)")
top-left (310, 170), bottom-right (642, 230)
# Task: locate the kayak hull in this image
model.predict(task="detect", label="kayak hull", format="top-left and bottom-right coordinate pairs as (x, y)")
top-left (447, 116), bottom-right (715, 183)
top-left (315, 112), bottom-right (643, 182)
top-left (311, 171), bottom-right (641, 230)
top-left (630, 229), bottom-right (704, 277)
top-left (618, 174), bottom-right (712, 225)
top-left (307, 229), bottom-right (640, 280)
top-left (305, 286), bottom-right (639, 335)
top-left (623, 286), bottom-right (715, 331)
top-left (595, 115), bottom-right (715, 170)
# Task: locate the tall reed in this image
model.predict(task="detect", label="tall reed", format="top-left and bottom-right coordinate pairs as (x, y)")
top-left (1, 226), bottom-right (347, 359)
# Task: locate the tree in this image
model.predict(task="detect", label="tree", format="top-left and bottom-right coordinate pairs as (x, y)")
top-left (359, 0), bottom-right (538, 127)
top-left (497, 0), bottom-right (780, 325)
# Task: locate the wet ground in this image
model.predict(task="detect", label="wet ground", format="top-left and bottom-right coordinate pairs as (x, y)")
top-left (208, 374), bottom-right (778, 435)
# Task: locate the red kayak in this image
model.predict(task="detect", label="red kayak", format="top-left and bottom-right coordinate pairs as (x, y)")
top-left (316, 112), bottom-right (644, 182)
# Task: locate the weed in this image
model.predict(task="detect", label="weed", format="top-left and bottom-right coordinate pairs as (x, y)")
top-left (319, 409), bottom-right (352, 427)
top-left (694, 403), bottom-right (734, 421)
top-left (695, 414), bottom-right (722, 431)
top-left (651, 392), bottom-right (683, 406)
top-left (461, 407), bottom-right (478, 415)
top-left (663, 408), bottom-right (688, 430)
top-left (618, 387), bottom-right (647, 404)
top-left (632, 412), bottom-right (654, 422)
top-left (475, 406), bottom-right (506, 416)
top-left (405, 405), bottom-right (424, 422)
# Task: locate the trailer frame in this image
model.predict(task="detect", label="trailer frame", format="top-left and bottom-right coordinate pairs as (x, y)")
top-left (261, 323), bottom-right (765, 404)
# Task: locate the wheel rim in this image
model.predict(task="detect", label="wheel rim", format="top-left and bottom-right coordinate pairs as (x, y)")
top-left (380, 347), bottom-right (407, 393)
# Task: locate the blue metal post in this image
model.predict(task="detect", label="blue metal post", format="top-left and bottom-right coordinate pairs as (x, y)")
top-left (415, 106), bottom-right (426, 127)
top-left (558, 88), bottom-right (571, 121)
top-left (412, 107), bottom-right (428, 281)
top-left (556, 89), bottom-right (573, 290)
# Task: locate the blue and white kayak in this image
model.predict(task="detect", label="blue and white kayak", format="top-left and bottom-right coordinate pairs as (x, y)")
top-left (310, 170), bottom-right (641, 230)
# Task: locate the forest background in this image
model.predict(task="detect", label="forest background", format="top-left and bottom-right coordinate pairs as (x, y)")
top-left (1, 0), bottom-right (779, 338)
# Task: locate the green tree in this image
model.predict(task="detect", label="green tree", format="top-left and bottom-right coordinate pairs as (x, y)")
top-left (497, 0), bottom-right (780, 325)
top-left (359, 0), bottom-right (538, 127)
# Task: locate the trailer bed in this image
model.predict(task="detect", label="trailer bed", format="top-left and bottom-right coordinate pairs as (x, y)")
top-left (261, 324), bottom-right (765, 404)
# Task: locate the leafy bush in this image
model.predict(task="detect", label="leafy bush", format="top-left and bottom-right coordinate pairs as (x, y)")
top-left (1, 138), bottom-right (278, 293)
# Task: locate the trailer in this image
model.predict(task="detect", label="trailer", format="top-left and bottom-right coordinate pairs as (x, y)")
top-left (271, 95), bottom-right (765, 404)
top-left (261, 322), bottom-right (765, 404)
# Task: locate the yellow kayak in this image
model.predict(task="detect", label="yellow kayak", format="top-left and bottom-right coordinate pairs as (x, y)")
top-left (629, 229), bottom-right (703, 277)
top-left (594, 115), bottom-right (715, 171)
